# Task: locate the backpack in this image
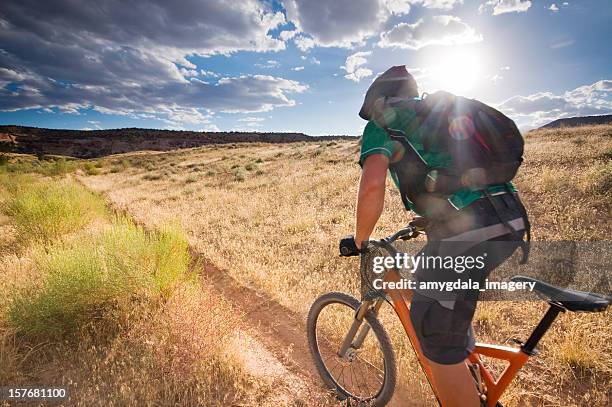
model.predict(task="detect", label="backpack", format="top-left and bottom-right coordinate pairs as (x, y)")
top-left (380, 91), bottom-right (524, 212)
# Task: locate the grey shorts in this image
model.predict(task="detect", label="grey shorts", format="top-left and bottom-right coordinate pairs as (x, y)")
top-left (410, 290), bottom-right (477, 364)
top-left (409, 194), bottom-right (527, 364)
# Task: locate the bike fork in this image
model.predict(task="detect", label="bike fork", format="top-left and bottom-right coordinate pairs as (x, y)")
top-left (337, 298), bottom-right (385, 358)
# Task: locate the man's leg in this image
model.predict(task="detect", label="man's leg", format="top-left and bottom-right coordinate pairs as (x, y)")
top-left (410, 292), bottom-right (481, 407)
top-left (428, 359), bottom-right (479, 407)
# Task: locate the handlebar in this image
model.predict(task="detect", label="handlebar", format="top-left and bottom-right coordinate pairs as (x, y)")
top-left (363, 220), bottom-right (425, 256)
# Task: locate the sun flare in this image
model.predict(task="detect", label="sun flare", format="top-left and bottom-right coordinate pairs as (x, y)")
top-left (428, 49), bottom-right (483, 95)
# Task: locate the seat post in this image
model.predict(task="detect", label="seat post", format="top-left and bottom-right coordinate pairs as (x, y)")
top-left (521, 302), bottom-right (566, 355)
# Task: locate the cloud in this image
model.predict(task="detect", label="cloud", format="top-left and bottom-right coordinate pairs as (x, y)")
top-left (0, 0), bottom-right (311, 122)
top-left (238, 117), bottom-right (265, 122)
top-left (283, 0), bottom-right (411, 49)
top-left (292, 66), bottom-right (305, 71)
top-left (201, 123), bottom-right (221, 132)
top-left (412, 0), bottom-right (463, 10)
top-left (488, 74), bottom-right (503, 84)
top-left (279, 30), bottom-right (298, 41)
top-left (479, 0), bottom-right (532, 15)
top-left (1, 71), bottom-right (307, 119)
top-left (342, 51), bottom-right (373, 82)
top-left (378, 15), bottom-right (483, 49)
top-left (550, 39), bottom-right (574, 49)
top-left (294, 35), bottom-right (316, 52)
top-left (255, 60), bottom-right (280, 68)
top-left (549, 3), bottom-right (559, 12)
top-left (497, 80), bottom-right (612, 128)
top-left (0, 0), bottom-right (316, 123)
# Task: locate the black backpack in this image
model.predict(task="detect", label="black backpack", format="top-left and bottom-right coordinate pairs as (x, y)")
top-left (382, 91), bottom-right (524, 214)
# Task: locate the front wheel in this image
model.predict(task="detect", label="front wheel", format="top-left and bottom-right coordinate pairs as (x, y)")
top-left (307, 292), bottom-right (397, 406)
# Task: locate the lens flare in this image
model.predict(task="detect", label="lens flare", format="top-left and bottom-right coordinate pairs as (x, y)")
top-left (429, 50), bottom-right (482, 94)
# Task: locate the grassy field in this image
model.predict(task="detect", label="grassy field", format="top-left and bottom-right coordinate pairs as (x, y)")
top-left (1, 124), bottom-right (611, 406)
top-left (0, 164), bottom-right (281, 406)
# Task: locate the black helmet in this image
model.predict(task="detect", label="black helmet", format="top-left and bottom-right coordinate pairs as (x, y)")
top-left (359, 65), bottom-right (418, 121)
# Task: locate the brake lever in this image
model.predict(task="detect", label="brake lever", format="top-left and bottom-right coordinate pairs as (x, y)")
top-left (398, 230), bottom-right (420, 240)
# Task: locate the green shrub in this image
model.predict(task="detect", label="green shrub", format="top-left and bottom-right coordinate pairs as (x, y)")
top-left (83, 161), bottom-right (100, 175)
top-left (233, 168), bottom-right (246, 182)
top-left (110, 159), bottom-right (129, 173)
top-left (143, 173), bottom-right (162, 181)
top-left (244, 163), bottom-right (256, 171)
top-left (185, 175), bottom-right (198, 183)
top-left (8, 220), bottom-right (191, 339)
top-left (599, 147), bottom-right (612, 161)
top-left (582, 161), bottom-right (612, 195)
top-left (38, 159), bottom-right (78, 177)
top-left (0, 154), bottom-right (8, 166)
top-left (5, 179), bottom-right (106, 242)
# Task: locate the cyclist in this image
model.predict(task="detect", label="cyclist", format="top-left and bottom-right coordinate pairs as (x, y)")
top-left (339, 66), bottom-right (530, 407)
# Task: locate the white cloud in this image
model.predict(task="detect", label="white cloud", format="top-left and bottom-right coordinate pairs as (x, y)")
top-left (238, 117), bottom-right (265, 122)
top-left (342, 51), bottom-right (373, 82)
top-left (283, 0), bottom-right (410, 49)
top-left (294, 35), bottom-right (316, 52)
top-left (201, 124), bottom-right (221, 132)
top-left (479, 0), bottom-right (532, 15)
top-left (413, 0), bottom-right (464, 10)
top-left (549, 3), bottom-right (559, 12)
top-left (255, 60), bottom-right (280, 68)
top-left (292, 66), bottom-right (305, 71)
top-left (550, 39), bottom-right (574, 49)
top-left (383, 0), bottom-right (413, 14)
top-left (488, 74), bottom-right (503, 84)
top-left (280, 30), bottom-right (298, 41)
top-left (200, 70), bottom-right (219, 78)
top-left (378, 15), bottom-right (483, 49)
top-left (180, 68), bottom-right (199, 78)
top-left (310, 57), bottom-right (321, 65)
top-left (498, 80), bottom-right (612, 128)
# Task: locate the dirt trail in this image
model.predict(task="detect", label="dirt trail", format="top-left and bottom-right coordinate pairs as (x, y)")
top-left (195, 253), bottom-right (423, 407)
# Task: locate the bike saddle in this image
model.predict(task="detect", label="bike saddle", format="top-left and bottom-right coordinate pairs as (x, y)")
top-left (510, 276), bottom-right (610, 312)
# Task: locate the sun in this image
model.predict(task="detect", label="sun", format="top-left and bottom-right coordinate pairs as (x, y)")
top-left (428, 49), bottom-right (483, 95)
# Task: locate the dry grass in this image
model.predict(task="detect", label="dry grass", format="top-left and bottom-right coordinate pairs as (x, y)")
top-left (0, 166), bottom-right (274, 406)
top-left (70, 125), bottom-right (612, 406)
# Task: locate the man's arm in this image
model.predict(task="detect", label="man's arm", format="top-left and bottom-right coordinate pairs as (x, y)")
top-left (355, 154), bottom-right (390, 248)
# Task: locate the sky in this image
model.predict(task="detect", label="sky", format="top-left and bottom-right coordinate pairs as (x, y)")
top-left (0, 0), bottom-right (611, 135)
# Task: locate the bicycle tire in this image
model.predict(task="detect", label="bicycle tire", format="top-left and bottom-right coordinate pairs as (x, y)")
top-left (307, 292), bottom-right (397, 406)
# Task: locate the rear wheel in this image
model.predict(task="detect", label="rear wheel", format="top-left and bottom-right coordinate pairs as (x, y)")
top-left (307, 292), bottom-right (397, 406)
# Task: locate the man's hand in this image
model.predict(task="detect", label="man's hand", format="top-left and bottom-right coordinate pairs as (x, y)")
top-left (339, 235), bottom-right (360, 256)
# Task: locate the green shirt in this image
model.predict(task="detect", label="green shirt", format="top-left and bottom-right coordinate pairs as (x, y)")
top-left (359, 107), bottom-right (516, 215)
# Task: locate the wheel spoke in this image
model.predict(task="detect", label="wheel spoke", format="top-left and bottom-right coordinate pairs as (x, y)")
top-left (308, 294), bottom-right (395, 404)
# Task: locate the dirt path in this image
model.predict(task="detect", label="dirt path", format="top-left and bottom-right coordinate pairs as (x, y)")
top-left (195, 253), bottom-right (423, 407)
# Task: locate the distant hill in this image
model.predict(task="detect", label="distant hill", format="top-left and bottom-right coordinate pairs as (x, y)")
top-left (540, 114), bottom-right (612, 129)
top-left (0, 125), bottom-right (353, 158)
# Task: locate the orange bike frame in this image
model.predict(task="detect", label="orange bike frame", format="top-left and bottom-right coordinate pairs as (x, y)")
top-left (383, 269), bottom-right (530, 407)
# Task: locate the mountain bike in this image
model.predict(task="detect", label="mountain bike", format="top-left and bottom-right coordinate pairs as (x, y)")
top-left (306, 223), bottom-right (610, 406)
